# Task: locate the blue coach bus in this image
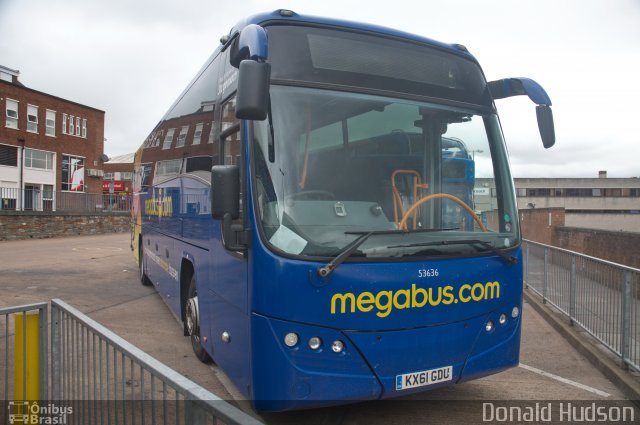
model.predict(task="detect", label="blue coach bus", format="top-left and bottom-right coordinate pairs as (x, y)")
top-left (132, 9), bottom-right (555, 411)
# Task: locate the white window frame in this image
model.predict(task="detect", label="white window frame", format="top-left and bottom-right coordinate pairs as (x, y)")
top-left (45, 110), bottom-right (56, 137)
top-left (176, 126), bottom-right (189, 148)
top-left (6, 98), bottom-right (19, 129)
top-left (207, 121), bottom-right (215, 144)
top-left (162, 128), bottom-right (175, 150)
top-left (81, 118), bottom-right (87, 138)
top-left (193, 123), bottom-right (203, 145)
top-left (27, 104), bottom-right (39, 133)
top-left (75, 116), bottom-right (81, 136)
top-left (62, 113), bottom-right (67, 134)
top-left (62, 154), bottom-right (86, 192)
top-left (68, 115), bottom-right (74, 135)
top-left (24, 148), bottom-right (54, 170)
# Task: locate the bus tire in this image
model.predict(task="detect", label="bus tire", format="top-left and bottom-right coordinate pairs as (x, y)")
top-left (185, 275), bottom-right (212, 363)
top-left (139, 240), bottom-right (152, 286)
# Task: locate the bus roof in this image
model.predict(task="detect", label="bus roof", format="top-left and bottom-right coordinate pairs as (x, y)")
top-left (225, 9), bottom-right (479, 64)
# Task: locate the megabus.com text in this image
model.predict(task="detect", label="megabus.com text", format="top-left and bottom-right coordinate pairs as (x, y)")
top-left (330, 281), bottom-right (501, 318)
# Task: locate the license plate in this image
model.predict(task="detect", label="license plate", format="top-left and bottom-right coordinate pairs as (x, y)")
top-left (396, 365), bottom-right (453, 390)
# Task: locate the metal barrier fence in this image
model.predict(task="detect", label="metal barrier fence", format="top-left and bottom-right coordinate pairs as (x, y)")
top-left (0, 187), bottom-right (131, 213)
top-left (1, 300), bottom-right (263, 425)
top-left (0, 302), bottom-right (49, 402)
top-left (523, 240), bottom-right (640, 372)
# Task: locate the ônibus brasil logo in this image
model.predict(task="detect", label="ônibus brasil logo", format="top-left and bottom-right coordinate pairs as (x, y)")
top-left (8, 401), bottom-right (73, 425)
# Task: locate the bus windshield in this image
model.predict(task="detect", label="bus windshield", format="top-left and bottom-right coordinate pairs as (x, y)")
top-left (252, 85), bottom-right (519, 259)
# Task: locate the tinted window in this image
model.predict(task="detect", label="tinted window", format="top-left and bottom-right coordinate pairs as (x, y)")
top-left (267, 25), bottom-right (490, 106)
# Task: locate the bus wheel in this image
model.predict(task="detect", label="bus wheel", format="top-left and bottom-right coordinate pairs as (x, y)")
top-left (185, 276), bottom-right (212, 363)
top-left (139, 241), bottom-right (152, 286)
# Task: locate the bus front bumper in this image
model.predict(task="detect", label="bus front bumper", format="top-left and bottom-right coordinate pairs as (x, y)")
top-left (251, 309), bottom-right (521, 411)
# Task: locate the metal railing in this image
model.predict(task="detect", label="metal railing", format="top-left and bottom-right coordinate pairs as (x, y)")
top-left (0, 187), bottom-right (131, 213)
top-left (1, 299), bottom-right (263, 425)
top-left (523, 240), bottom-right (640, 372)
top-left (0, 302), bottom-right (49, 402)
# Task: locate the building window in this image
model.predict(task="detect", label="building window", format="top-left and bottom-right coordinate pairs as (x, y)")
top-left (6, 99), bottom-right (18, 129)
top-left (62, 113), bottom-right (67, 134)
top-left (207, 121), bottom-right (215, 144)
top-left (82, 118), bottom-right (87, 138)
top-left (62, 155), bottom-right (85, 192)
top-left (42, 184), bottom-right (54, 211)
top-left (75, 116), bottom-right (81, 136)
top-left (193, 123), bottom-right (203, 145)
top-left (121, 172), bottom-right (132, 180)
top-left (162, 128), bottom-right (175, 150)
top-left (46, 110), bottom-right (56, 136)
top-left (156, 159), bottom-right (181, 175)
top-left (104, 172), bottom-right (114, 180)
top-left (176, 126), bottom-right (189, 148)
top-left (27, 105), bottom-right (39, 133)
top-left (0, 144), bottom-right (18, 166)
top-left (24, 148), bottom-right (54, 170)
top-left (68, 115), bottom-right (74, 135)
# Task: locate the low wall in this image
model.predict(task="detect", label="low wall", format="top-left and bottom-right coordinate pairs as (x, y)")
top-left (520, 208), bottom-right (640, 268)
top-left (519, 208), bottom-right (566, 245)
top-left (0, 212), bottom-right (131, 241)
top-left (554, 226), bottom-right (640, 269)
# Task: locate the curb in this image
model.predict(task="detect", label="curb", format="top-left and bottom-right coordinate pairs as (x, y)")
top-left (524, 289), bottom-right (640, 401)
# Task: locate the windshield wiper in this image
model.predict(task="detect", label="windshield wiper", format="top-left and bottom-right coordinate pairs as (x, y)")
top-left (317, 228), bottom-right (458, 277)
top-left (387, 239), bottom-right (518, 265)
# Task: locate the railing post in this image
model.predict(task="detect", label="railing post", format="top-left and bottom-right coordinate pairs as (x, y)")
top-left (569, 255), bottom-right (577, 326)
top-left (185, 396), bottom-right (207, 425)
top-left (621, 270), bottom-right (632, 370)
top-left (40, 303), bottom-right (49, 402)
top-left (51, 303), bottom-right (61, 400)
top-left (543, 247), bottom-right (549, 304)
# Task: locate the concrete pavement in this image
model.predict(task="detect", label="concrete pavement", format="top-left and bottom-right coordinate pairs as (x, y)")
top-left (1, 233), bottom-right (637, 424)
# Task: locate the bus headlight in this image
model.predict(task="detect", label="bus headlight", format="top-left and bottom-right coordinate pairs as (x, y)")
top-left (308, 336), bottom-right (322, 350)
top-left (499, 314), bottom-right (507, 325)
top-left (485, 321), bottom-right (494, 332)
top-left (331, 340), bottom-right (344, 353)
top-left (284, 332), bottom-right (299, 347)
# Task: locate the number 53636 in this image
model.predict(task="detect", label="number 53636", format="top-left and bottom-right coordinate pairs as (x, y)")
top-left (418, 268), bottom-right (439, 278)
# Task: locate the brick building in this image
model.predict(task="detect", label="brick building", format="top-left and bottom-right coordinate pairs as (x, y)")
top-left (0, 64), bottom-right (106, 211)
top-left (103, 153), bottom-right (134, 195)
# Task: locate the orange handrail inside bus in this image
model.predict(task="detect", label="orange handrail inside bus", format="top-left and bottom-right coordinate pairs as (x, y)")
top-left (398, 193), bottom-right (487, 232)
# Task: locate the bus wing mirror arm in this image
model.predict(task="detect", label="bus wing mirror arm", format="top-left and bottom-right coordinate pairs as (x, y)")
top-left (488, 78), bottom-right (555, 149)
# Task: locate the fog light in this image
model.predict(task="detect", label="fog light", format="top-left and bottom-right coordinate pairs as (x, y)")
top-left (308, 336), bottom-right (322, 350)
top-left (331, 340), bottom-right (344, 353)
top-left (485, 321), bottom-right (494, 332)
top-left (284, 332), bottom-right (298, 347)
top-left (499, 314), bottom-right (507, 325)
top-left (512, 306), bottom-right (520, 318)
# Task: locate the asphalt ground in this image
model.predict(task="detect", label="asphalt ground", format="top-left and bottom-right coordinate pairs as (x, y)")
top-left (1, 233), bottom-right (637, 424)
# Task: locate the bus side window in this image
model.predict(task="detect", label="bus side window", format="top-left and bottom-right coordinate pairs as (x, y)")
top-left (221, 96), bottom-right (240, 166)
top-left (220, 95), bottom-right (243, 220)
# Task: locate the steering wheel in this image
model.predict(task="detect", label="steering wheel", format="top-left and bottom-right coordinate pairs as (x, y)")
top-left (398, 193), bottom-right (487, 232)
top-left (286, 190), bottom-right (335, 201)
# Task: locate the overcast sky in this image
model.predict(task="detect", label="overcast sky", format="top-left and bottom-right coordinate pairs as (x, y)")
top-left (1, 0), bottom-right (639, 178)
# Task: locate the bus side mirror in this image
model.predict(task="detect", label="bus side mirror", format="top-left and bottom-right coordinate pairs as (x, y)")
top-left (488, 77), bottom-right (556, 149)
top-left (236, 60), bottom-right (271, 121)
top-left (212, 165), bottom-right (240, 220)
top-left (536, 105), bottom-right (555, 149)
